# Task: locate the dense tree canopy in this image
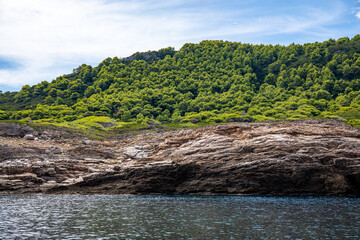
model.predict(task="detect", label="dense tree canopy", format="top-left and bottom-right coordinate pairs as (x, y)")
top-left (0, 37), bottom-right (359, 127)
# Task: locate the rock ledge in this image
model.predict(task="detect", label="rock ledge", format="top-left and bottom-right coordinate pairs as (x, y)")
top-left (0, 120), bottom-right (359, 196)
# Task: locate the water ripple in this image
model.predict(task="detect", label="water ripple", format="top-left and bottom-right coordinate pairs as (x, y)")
top-left (0, 195), bottom-right (359, 239)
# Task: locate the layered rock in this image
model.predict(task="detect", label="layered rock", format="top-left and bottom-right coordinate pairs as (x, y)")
top-left (0, 120), bottom-right (359, 196)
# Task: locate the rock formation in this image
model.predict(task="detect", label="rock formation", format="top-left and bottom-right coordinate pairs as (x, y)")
top-left (0, 120), bottom-right (359, 196)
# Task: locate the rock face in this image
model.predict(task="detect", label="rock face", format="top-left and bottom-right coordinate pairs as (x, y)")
top-left (0, 123), bottom-right (38, 137)
top-left (0, 120), bottom-right (359, 196)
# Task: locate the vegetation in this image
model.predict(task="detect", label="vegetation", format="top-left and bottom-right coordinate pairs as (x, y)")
top-left (1, 36), bottom-right (359, 130)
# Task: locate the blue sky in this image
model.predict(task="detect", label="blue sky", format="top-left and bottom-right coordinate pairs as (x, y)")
top-left (0, 0), bottom-right (359, 92)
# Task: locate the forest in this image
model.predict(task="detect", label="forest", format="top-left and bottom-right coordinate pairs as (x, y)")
top-left (0, 36), bottom-right (359, 131)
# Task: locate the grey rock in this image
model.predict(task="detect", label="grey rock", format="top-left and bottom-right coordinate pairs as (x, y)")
top-left (123, 147), bottom-right (148, 159)
top-left (24, 134), bottom-right (35, 140)
top-left (0, 123), bottom-right (37, 137)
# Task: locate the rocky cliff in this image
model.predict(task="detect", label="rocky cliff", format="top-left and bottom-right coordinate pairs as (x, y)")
top-left (0, 120), bottom-right (359, 196)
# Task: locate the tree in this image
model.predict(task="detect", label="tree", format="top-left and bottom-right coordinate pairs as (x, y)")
top-left (1, 37), bottom-right (359, 128)
top-left (264, 73), bottom-right (276, 85)
top-left (14, 85), bottom-right (31, 103)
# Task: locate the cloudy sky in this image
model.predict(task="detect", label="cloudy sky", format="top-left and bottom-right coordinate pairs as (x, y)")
top-left (0, 0), bottom-right (359, 92)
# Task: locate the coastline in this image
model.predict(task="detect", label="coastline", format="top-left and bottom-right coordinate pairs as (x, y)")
top-left (1, 119), bottom-right (359, 196)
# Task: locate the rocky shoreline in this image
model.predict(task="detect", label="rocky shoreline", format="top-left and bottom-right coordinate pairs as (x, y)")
top-left (0, 120), bottom-right (359, 196)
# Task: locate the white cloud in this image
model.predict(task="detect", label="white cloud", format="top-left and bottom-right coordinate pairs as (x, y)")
top-left (0, 0), bottom-right (195, 88)
top-left (0, 0), bottom-right (353, 90)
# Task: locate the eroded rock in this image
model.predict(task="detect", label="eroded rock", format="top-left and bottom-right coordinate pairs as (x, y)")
top-left (0, 120), bottom-right (359, 196)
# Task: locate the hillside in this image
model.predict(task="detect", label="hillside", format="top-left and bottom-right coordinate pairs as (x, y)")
top-left (0, 36), bottom-right (360, 131)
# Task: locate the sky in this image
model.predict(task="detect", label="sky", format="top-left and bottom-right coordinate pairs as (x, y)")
top-left (0, 0), bottom-right (359, 92)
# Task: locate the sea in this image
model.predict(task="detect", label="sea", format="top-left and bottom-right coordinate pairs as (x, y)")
top-left (0, 195), bottom-right (359, 239)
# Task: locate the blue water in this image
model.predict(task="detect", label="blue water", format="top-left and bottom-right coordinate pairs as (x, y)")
top-left (0, 195), bottom-right (359, 239)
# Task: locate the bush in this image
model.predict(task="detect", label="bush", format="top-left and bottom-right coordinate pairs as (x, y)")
top-left (0, 110), bottom-right (9, 120)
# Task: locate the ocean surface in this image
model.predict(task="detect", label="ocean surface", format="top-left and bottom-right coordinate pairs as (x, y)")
top-left (0, 195), bottom-right (359, 239)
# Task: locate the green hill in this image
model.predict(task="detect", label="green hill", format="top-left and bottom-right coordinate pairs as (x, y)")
top-left (1, 36), bottom-right (359, 131)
